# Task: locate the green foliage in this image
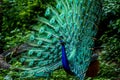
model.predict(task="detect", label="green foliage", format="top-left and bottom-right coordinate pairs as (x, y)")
top-left (4, 29), bottom-right (30, 49)
top-left (98, 0), bottom-right (120, 79)
top-left (0, 69), bottom-right (8, 80)
top-left (103, 0), bottom-right (120, 16)
top-left (100, 34), bottom-right (120, 63)
top-left (98, 57), bottom-right (120, 79)
top-left (1, 0), bottom-right (55, 49)
top-left (0, 61), bottom-right (22, 80)
top-left (101, 0), bottom-right (120, 64)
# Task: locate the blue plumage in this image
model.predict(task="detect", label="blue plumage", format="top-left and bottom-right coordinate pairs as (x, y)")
top-left (60, 40), bottom-right (73, 75)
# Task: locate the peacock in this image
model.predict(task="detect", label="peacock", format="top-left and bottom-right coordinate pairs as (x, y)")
top-left (1, 0), bottom-right (102, 80)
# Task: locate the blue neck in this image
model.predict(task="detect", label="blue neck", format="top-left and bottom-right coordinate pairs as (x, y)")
top-left (60, 40), bottom-right (73, 75)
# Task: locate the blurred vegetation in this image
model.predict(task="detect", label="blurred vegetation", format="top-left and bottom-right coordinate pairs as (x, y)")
top-left (97, 0), bottom-right (120, 79)
top-left (100, 0), bottom-right (120, 65)
top-left (0, 0), bottom-right (120, 80)
top-left (0, 0), bottom-right (55, 50)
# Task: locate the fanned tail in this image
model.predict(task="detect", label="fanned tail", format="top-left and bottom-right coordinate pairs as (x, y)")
top-left (5, 0), bottom-right (102, 79)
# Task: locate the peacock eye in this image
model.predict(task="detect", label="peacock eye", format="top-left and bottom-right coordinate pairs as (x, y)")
top-left (45, 8), bottom-right (50, 16)
top-left (37, 52), bottom-right (42, 57)
top-left (45, 45), bottom-right (50, 50)
top-left (28, 50), bottom-right (34, 56)
top-left (20, 58), bottom-right (26, 63)
top-left (47, 33), bottom-right (52, 38)
top-left (37, 41), bottom-right (43, 45)
top-left (60, 13), bottom-right (65, 19)
top-left (50, 17), bottom-right (55, 24)
top-left (39, 27), bottom-right (45, 33)
top-left (56, 3), bottom-right (62, 9)
top-left (30, 35), bottom-right (35, 41)
top-left (28, 60), bottom-right (34, 67)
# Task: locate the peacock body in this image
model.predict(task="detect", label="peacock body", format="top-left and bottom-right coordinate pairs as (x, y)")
top-left (5, 0), bottom-right (102, 80)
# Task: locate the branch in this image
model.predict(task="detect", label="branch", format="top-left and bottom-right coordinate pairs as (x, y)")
top-left (0, 55), bottom-right (11, 69)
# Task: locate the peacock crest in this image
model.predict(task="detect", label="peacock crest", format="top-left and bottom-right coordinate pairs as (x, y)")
top-left (4, 0), bottom-right (102, 80)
